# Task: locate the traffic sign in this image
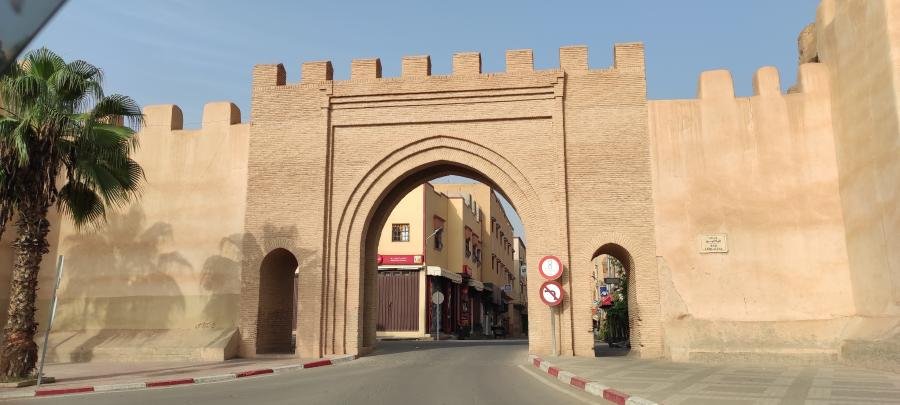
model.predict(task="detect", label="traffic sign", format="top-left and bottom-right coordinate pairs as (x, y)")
top-left (431, 291), bottom-right (445, 305)
top-left (539, 280), bottom-right (565, 306)
top-left (538, 255), bottom-right (563, 280)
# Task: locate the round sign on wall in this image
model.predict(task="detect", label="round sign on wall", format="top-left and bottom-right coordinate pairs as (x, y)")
top-left (539, 280), bottom-right (565, 306)
top-left (431, 291), bottom-right (445, 305)
top-left (538, 255), bottom-right (563, 280)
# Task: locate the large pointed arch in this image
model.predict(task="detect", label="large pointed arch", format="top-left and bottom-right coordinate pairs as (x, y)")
top-left (326, 135), bottom-right (570, 356)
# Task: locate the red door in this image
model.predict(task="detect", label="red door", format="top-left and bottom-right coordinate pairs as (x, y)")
top-left (377, 271), bottom-right (419, 331)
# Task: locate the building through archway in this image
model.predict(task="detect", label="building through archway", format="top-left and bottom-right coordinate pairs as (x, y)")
top-left (369, 176), bottom-right (528, 343)
top-left (590, 244), bottom-right (633, 357)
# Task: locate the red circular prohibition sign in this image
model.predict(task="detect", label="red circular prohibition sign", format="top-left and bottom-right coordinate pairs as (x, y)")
top-left (538, 255), bottom-right (563, 280)
top-left (539, 280), bottom-right (565, 307)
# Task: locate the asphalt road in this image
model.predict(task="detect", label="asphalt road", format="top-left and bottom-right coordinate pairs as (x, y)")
top-left (13, 340), bottom-right (602, 405)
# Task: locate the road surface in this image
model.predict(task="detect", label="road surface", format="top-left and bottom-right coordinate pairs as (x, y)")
top-left (14, 340), bottom-right (601, 404)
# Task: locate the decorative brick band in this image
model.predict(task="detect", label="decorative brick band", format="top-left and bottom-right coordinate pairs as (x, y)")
top-left (527, 354), bottom-right (659, 405)
top-left (1, 355), bottom-right (356, 400)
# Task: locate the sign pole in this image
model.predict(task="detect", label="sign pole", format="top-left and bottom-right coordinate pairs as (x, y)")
top-left (550, 305), bottom-right (557, 357)
top-left (538, 255), bottom-right (564, 357)
top-left (436, 301), bottom-right (441, 341)
top-left (37, 255), bottom-right (64, 387)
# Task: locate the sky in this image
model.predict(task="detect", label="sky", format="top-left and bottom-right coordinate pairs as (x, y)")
top-left (25, 0), bottom-right (821, 241)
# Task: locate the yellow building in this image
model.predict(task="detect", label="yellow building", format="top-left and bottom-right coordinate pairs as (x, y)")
top-left (512, 237), bottom-right (527, 336)
top-left (376, 182), bottom-right (524, 339)
top-left (431, 183), bottom-right (523, 337)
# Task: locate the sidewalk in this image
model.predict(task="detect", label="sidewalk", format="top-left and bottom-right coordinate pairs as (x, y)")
top-left (531, 351), bottom-right (900, 404)
top-left (0, 354), bottom-right (353, 399)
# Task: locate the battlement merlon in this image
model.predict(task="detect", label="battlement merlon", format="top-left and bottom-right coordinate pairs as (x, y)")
top-left (251, 43), bottom-right (646, 86)
top-left (143, 104), bottom-right (184, 130)
top-left (402, 55), bottom-right (431, 78)
top-left (453, 52), bottom-right (482, 76)
top-left (351, 58), bottom-right (382, 80)
top-left (614, 42), bottom-right (645, 70)
top-left (699, 63), bottom-right (829, 99)
top-left (142, 102), bottom-right (242, 131)
top-left (302, 61), bottom-right (333, 83)
top-left (506, 49), bottom-right (534, 73)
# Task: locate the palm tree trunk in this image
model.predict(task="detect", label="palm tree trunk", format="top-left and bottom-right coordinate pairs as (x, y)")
top-left (0, 202), bottom-right (49, 379)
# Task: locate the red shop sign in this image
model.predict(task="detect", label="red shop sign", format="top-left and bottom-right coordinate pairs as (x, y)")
top-left (378, 255), bottom-right (423, 265)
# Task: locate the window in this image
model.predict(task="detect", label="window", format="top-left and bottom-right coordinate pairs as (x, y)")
top-left (465, 237), bottom-right (471, 257)
top-left (391, 224), bottom-right (410, 242)
top-left (432, 216), bottom-right (445, 250)
top-left (434, 228), bottom-right (444, 250)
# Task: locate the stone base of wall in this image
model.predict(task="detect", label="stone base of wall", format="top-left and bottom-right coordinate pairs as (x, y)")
top-left (664, 317), bottom-right (848, 366)
top-left (376, 331), bottom-right (428, 339)
top-left (688, 350), bottom-right (839, 365)
top-left (663, 316), bottom-right (900, 370)
top-left (842, 338), bottom-right (900, 373)
top-left (842, 333), bottom-right (900, 373)
top-left (39, 328), bottom-right (239, 363)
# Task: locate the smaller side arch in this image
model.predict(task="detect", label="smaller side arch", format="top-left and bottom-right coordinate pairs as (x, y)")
top-left (574, 233), bottom-right (662, 358)
top-left (256, 248), bottom-right (299, 354)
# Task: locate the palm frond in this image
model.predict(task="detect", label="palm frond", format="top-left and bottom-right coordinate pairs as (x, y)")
top-left (92, 94), bottom-right (143, 130)
top-left (0, 47), bottom-right (145, 229)
top-left (24, 48), bottom-right (65, 81)
top-left (57, 181), bottom-right (106, 227)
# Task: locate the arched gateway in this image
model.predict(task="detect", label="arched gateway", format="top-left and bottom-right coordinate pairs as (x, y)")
top-left (20, 5), bottom-right (896, 368)
top-left (237, 44), bottom-right (663, 359)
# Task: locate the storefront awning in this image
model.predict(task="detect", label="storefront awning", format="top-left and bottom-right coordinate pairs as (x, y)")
top-left (426, 266), bottom-right (462, 284)
top-left (467, 279), bottom-right (485, 292)
top-left (378, 265), bottom-right (424, 271)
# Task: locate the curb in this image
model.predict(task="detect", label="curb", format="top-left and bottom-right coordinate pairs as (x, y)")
top-left (0, 355), bottom-right (356, 400)
top-left (528, 354), bottom-right (659, 405)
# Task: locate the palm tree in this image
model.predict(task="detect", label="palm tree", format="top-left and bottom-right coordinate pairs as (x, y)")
top-left (0, 48), bottom-right (143, 379)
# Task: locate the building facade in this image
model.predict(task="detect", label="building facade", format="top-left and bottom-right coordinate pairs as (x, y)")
top-left (0, 0), bottom-right (897, 372)
top-left (512, 237), bottom-right (527, 337)
top-left (375, 183), bottom-right (525, 340)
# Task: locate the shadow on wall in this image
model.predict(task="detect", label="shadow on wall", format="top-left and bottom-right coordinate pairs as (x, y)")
top-left (200, 225), bottom-right (318, 331)
top-left (58, 205), bottom-right (188, 362)
top-left (199, 234), bottom-right (243, 329)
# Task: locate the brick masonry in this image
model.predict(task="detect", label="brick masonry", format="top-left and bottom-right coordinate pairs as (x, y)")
top-left (240, 43), bottom-right (660, 359)
top-left (1, 1), bottom-right (896, 368)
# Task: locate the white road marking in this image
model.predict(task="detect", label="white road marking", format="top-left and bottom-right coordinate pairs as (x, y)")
top-left (516, 364), bottom-right (600, 404)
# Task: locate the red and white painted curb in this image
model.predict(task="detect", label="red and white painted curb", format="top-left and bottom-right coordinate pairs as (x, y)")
top-left (528, 354), bottom-right (659, 405)
top-left (0, 355), bottom-right (355, 400)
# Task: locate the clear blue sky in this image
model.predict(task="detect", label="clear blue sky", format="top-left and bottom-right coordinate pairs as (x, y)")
top-left (27, 0), bottom-right (820, 240)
